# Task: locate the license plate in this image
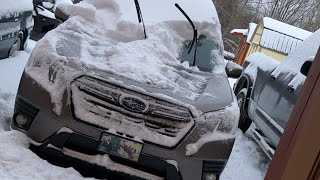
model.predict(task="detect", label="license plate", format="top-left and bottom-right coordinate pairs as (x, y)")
top-left (97, 132), bottom-right (143, 162)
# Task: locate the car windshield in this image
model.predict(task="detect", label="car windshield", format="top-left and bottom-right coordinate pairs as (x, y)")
top-left (179, 35), bottom-right (220, 72)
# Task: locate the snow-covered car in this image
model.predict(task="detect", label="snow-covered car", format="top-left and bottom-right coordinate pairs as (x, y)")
top-left (0, 0), bottom-right (33, 59)
top-left (12, 0), bottom-right (239, 179)
top-left (234, 29), bottom-right (320, 159)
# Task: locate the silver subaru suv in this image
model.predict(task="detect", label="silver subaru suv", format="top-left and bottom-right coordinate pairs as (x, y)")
top-left (11, 0), bottom-right (239, 179)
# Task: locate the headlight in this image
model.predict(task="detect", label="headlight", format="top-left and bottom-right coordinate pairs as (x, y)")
top-left (201, 100), bottom-right (239, 135)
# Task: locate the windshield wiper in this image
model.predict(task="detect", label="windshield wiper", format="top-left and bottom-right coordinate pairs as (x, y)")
top-left (134, 0), bottom-right (147, 39)
top-left (175, 3), bottom-right (198, 66)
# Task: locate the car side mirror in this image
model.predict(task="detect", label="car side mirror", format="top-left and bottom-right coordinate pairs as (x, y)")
top-left (55, 5), bottom-right (69, 22)
top-left (225, 61), bottom-right (243, 78)
top-left (300, 61), bottom-right (312, 76)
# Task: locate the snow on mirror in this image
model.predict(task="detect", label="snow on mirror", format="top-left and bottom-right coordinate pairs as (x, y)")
top-left (42, 0), bottom-right (55, 10)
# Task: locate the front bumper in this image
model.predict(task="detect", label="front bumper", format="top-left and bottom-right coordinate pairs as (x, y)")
top-left (12, 73), bottom-right (236, 180)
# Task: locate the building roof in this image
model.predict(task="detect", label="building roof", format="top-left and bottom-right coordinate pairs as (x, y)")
top-left (247, 23), bottom-right (257, 43)
top-left (230, 23), bottom-right (257, 44)
top-left (263, 17), bottom-right (312, 40)
top-left (261, 17), bottom-right (313, 54)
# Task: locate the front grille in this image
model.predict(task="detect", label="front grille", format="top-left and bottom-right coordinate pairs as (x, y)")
top-left (71, 76), bottom-right (195, 147)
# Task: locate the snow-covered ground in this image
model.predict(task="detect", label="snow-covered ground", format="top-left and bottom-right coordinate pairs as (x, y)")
top-left (0, 41), bottom-right (269, 179)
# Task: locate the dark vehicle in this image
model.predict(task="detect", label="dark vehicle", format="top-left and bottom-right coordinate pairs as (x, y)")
top-left (12, 0), bottom-right (239, 179)
top-left (0, 4), bottom-right (33, 59)
top-left (234, 30), bottom-right (320, 159)
top-left (31, 0), bottom-right (72, 40)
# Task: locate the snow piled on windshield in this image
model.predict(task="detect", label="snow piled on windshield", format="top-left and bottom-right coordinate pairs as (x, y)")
top-left (25, 0), bottom-right (225, 115)
top-left (0, 0), bottom-right (33, 18)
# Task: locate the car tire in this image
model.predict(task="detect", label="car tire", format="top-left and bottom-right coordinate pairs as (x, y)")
top-left (236, 88), bottom-right (252, 133)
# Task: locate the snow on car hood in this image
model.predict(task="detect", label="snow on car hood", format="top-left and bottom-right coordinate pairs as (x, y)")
top-left (25, 0), bottom-right (228, 115)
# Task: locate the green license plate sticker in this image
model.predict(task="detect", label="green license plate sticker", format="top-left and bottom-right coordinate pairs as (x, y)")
top-left (98, 132), bottom-right (143, 162)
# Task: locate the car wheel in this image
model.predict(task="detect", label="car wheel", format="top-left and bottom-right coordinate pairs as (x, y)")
top-left (236, 88), bottom-right (252, 133)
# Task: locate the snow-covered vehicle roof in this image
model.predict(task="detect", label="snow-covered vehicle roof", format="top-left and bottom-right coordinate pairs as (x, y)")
top-left (272, 29), bottom-right (320, 79)
top-left (26, 0), bottom-right (232, 115)
top-left (0, 0), bottom-right (33, 18)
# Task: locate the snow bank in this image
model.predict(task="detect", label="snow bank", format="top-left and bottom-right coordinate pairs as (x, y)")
top-left (220, 130), bottom-right (269, 180)
top-left (0, 131), bottom-right (92, 180)
top-left (0, 90), bottom-right (15, 133)
top-left (0, 51), bottom-right (30, 94)
top-left (25, 0), bottom-right (224, 115)
top-left (0, 0), bottom-right (33, 18)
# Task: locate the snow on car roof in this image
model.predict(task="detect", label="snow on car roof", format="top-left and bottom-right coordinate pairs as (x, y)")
top-left (0, 0), bottom-right (33, 18)
top-left (263, 17), bottom-right (312, 40)
top-left (271, 29), bottom-right (320, 80)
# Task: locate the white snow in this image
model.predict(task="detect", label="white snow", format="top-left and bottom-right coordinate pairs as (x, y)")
top-left (220, 130), bottom-right (269, 180)
top-left (260, 29), bottom-right (302, 54)
top-left (263, 17), bottom-right (312, 41)
top-left (271, 29), bottom-right (320, 79)
top-left (230, 23), bottom-right (256, 44)
top-left (260, 18), bottom-right (313, 54)
top-left (228, 78), bottom-right (237, 88)
top-left (165, 160), bottom-right (179, 171)
top-left (230, 29), bottom-right (248, 35)
top-left (0, 131), bottom-right (92, 180)
top-left (247, 23), bottom-right (257, 43)
top-left (244, 52), bottom-right (280, 80)
top-left (224, 51), bottom-right (235, 59)
top-left (0, 51), bottom-right (29, 94)
top-left (37, 7), bottom-right (56, 19)
top-left (0, 0), bottom-right (33, 18)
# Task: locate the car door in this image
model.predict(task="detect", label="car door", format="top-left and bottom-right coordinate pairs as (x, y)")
top-left (253, 69), bottom-right (284, 140)
top-left (271, 64), bottom-right (308, 146)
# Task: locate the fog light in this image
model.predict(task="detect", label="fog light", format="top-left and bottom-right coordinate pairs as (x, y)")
top-left (15, 114), bottom-right (28, 126)
top-left (203, 173), bottom-right (216, 180)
